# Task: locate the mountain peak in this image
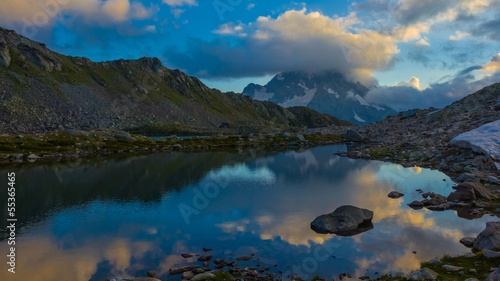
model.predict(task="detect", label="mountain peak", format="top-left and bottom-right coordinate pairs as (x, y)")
top-left (242, 70), bottom-right (394, 124)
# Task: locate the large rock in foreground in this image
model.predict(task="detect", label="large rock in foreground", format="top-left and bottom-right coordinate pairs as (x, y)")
top-left (311, 205), bottom-right (374, 236)
top-left (473, 221), bottom-right (500, 250)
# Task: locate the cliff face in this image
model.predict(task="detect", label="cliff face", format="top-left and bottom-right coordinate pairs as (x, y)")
top-left (0, 28), bottom-right (349, 135)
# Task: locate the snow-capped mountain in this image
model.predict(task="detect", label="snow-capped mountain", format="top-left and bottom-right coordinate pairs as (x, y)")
top-left (242, 70), bottom-right (396, 124)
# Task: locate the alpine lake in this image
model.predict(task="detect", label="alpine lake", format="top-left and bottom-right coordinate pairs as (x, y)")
top-left (0, 145), bottom-right (494, 281)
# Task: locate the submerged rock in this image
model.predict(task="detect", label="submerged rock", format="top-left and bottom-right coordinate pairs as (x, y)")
top-left (310, 205), bottom-right (374, 236)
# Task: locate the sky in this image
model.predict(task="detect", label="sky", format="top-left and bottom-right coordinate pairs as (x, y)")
top-left (1, 0), bottom-right (500, 110)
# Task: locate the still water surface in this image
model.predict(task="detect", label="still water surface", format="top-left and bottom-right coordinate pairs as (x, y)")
top-left (0, 145), bottom-right (493, 281)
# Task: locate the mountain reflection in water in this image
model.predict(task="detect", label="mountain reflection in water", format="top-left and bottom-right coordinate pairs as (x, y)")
top-left (0, 145), bottom-right (493, 281)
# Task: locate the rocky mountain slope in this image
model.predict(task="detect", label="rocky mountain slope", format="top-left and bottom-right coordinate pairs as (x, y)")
top-left (242, 70), bottom-right (396, 125)
top-left (0, 27), bottom-right (349, 135)
top-left (348, 83), bottom-right (500, 176)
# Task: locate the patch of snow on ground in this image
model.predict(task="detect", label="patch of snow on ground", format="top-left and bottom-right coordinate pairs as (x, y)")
top-left (353, 110), bottom-right (366, 123)
top-left (450, 119), bottom-right (500, 169)
top-left (253, 88), bottom-right (275, 101)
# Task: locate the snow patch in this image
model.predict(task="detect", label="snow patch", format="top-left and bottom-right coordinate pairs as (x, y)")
top-left (276, 73), bottom-right (284, 81)
top-left (253, 88), bottom-right (275, 101)
top-left (354, 94), bottom-right (385, 111)
top-left (355, 94), bottom-right (371, 106)
top-left (326, 88), bottom-right (340, 98)
top-left (450, 119), bottom-right (500, 169)
top-left (353, 110), bottom-right (366, 123)
top-left (280, 82), bottom-right (316, 107)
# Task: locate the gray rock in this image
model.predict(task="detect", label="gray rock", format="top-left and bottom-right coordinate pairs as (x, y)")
top-left (27, 154), bottom-right (40, 160)
top-left (487, 176), bottom-right (500, 184)
top-left (182, 271), bottom-right (195, 279)
top-left (346, 130), bottom-right (364, 142)
top-left (191, 273), bottom-right (215, 281)
top-left (426, 203), bottom-right (452, 211)
top-left (442, 264), bottom-right (463, 272)
top-left (473, 222), bottom-right (500, 250)
top-left (423, 194), bottom-right (447, 206)
top-left (388, 191), bottom-right (404, 199)
top-left (0, 42), bottom-right (11, 68)
top-left (457, 173), bottom-right (477, 182)
top-left (170, 265), bottom-right (200, 275)
top-left (482, 249), bottom-right (500, 258)
top-left (406, 267), bottom-right (439, 280)
top-left (448, 182), bottom-right (495, 202)
top-left (401, 109), bottom-right (417, 119)
top-left (408, 200), bottom-right (424, 209)
top-left (460, 237), bottom-right (476, 248)
top-left (427, 257), bottom-right (442, 265)
top-left (197, 255), bottom-right (212, 262)
top-left (487, 268), bottom-right (500, 281)
top-left (311, 205), bottom-right (373, 236)
top-left (65, 129), bottom-right (91, 136)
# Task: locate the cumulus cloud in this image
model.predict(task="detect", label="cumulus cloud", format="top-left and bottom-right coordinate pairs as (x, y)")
top-left (366, 65), bottom-right (500, 111)
top-left (482, 53), bottom-right (500, 72)
top-left (449, 31), bottom-right (470, 41)
top-left (166, 9), bottom-right (400, 85)
top-left (395, 77), bottom-right (423, 90)
top-left (0, 0), bottom-right (156, 27)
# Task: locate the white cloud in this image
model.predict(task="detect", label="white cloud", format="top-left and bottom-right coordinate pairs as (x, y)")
top-left (247, 3), bottom-right (256, 10)
top-left (0, 0), bottom-right (157, 26)
top-left (366, 57), bottom-right (500, 111)
top-left (186, 9), bottom-right (400, 85)
top-left (395, 77), bottom-right (423, 90)
top-left (449, 31), bottom-right (470, 41)
top-left (482, 53), bottom-right (500, 72)
top-left (162, 0), bottom-right (197, 7)
top-left (213, 23), bottom-right (246, 37)
top-left (102, 0), bottom-right (131, 22)
top-left (416, 38), bottom-right (430, 46)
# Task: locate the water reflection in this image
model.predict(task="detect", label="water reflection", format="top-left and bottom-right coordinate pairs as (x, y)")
top-left (0, 146), bottom-right (493, 281)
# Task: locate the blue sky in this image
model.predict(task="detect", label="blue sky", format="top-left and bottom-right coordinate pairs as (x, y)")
top-left (1, 0), bottom-right (500, 110)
